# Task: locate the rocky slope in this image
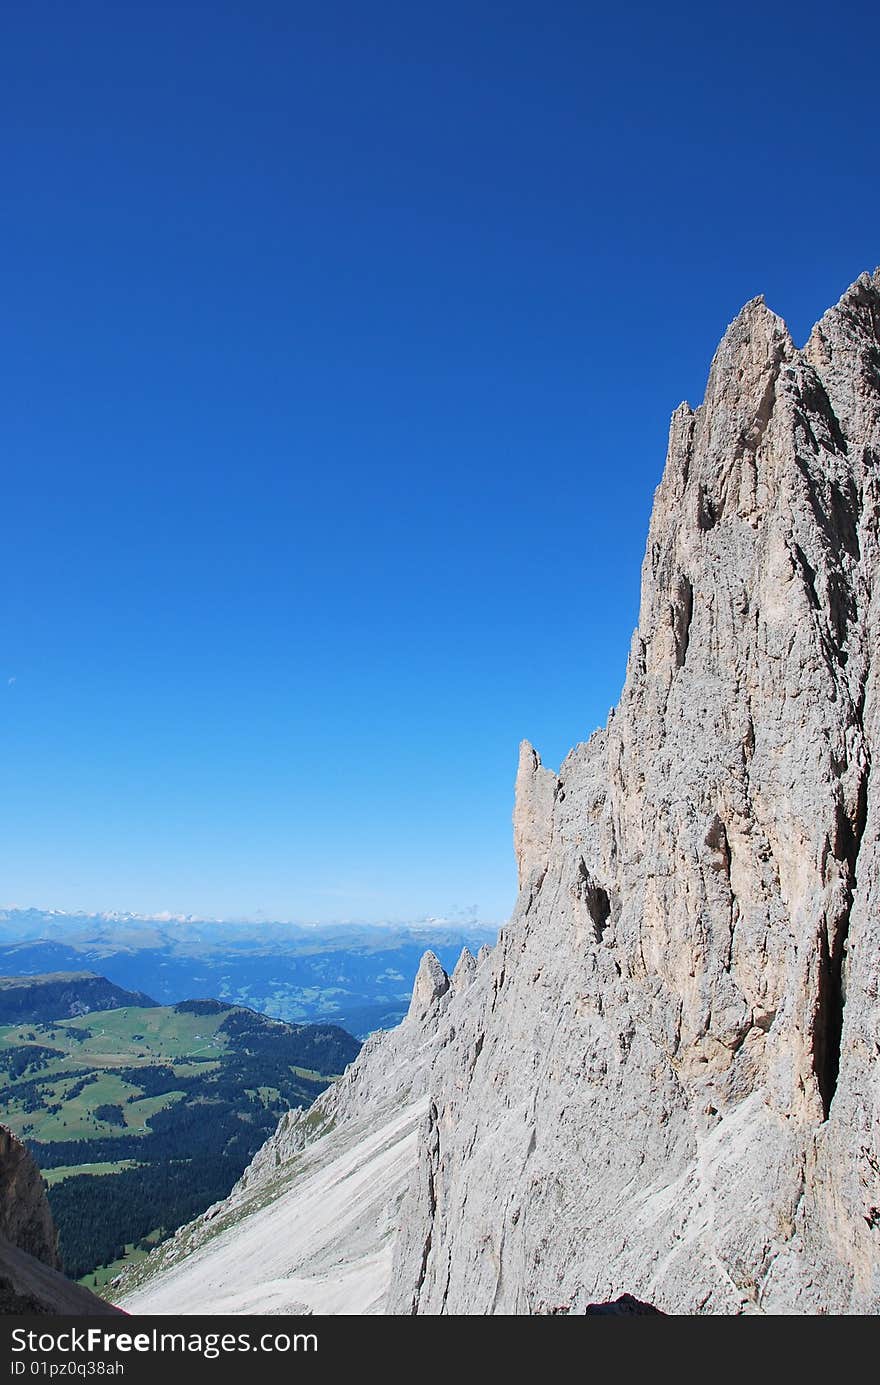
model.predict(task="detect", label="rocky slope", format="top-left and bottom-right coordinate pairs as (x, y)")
top-left (122, 269), bottom-right (880, 1315)
top-left (0, 1126), bottom-right (120, 1314)
top-left (116, 952), bottom-right (464, 1314)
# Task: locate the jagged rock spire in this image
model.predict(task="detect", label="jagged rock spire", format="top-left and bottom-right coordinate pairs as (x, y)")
top-left (406, 950), bottom-right (450, 1024)
top-left (451, 947), bottom-right (476, 992)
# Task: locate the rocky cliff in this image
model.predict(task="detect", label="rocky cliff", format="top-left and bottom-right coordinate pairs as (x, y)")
top-left (0, 1126), bottom-right (121, 1314)
top-left (386, 269), bottom-right (880, 1314)
top-left (122, 270), bottom-right (880, 1315)
top-left (0, 1127), bottom-right (60, 1272)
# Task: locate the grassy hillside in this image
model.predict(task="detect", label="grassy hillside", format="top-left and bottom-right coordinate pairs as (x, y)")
top-left (0, 1000), bottom-right (360, 1283)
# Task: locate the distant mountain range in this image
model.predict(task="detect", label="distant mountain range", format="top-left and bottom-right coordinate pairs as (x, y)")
top-left (0, 910), bottom-right (498, 1038)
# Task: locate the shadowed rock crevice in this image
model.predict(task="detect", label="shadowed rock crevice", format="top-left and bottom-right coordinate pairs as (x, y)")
top-left (814, 760), bottom-right (870, 1118)
top-left (583, 1294), bottom-right (665, 1315)
top-left (697, 485), bottom-right (721, 531)
top-left (573, 858), bottom-right (611, 941)
top-left (410, 1102), bottom-right (440, 1316)
top-left (672, 573), bottom-right (693, 667)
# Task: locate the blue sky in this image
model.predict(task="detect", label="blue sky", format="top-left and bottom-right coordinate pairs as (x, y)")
top-left (2, 1), bottom-right (877, 923)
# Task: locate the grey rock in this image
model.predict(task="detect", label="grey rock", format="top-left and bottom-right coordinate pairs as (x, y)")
top-left (407, 950), bottom-right (451, 1024)
top-left (451, 948), bottom-right (477, 992)
top-left (387, 269), bottom-right (880, 1315)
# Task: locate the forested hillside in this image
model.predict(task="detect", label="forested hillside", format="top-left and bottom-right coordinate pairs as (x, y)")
top-left (0, 998), bottom-right (359, 1283)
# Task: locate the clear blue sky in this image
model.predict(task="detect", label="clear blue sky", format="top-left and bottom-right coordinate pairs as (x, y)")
top-left (2, 1), bottom-right (877, 923)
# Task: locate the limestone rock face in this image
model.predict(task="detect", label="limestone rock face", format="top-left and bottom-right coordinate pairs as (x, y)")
top-left (451, 948), bottom-right (477, 992)
top-left (513, 741), bottom-right (559, 889)
top-left (407, 950), bottom-right (451, 1024)
top-left (387, 270), bottom-right (880, 1314)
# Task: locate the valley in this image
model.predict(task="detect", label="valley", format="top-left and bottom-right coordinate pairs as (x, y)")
top-left (0, 994), bottom-right (360, 1287)
top-left (0, 913), bottom-right (498, 1039)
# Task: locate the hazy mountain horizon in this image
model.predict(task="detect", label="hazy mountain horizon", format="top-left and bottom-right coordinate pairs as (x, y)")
top-left (0, 908), bottom-right (499, 1040)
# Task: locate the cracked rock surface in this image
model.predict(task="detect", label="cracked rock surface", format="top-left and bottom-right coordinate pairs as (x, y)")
top-left (387, 271), bottom-right (880, 1315)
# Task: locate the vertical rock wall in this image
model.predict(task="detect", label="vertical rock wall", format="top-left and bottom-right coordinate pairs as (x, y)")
top-left (388, 271), bottom-right (880, 1314)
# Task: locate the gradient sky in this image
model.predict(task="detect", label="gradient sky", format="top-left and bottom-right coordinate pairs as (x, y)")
top-left (2, 1), bottom-right (877, 923)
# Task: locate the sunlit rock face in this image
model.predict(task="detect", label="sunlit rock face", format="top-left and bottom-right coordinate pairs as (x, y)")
top-left (387, 271), bottom-right (880, 1315)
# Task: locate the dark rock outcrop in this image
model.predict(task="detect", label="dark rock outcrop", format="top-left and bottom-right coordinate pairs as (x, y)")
top-left (0, 1126), bottom-right (122, 1315)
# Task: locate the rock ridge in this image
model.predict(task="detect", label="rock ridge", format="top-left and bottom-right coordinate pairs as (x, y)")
top-left (386, 269), bottom-right (880, 1314)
